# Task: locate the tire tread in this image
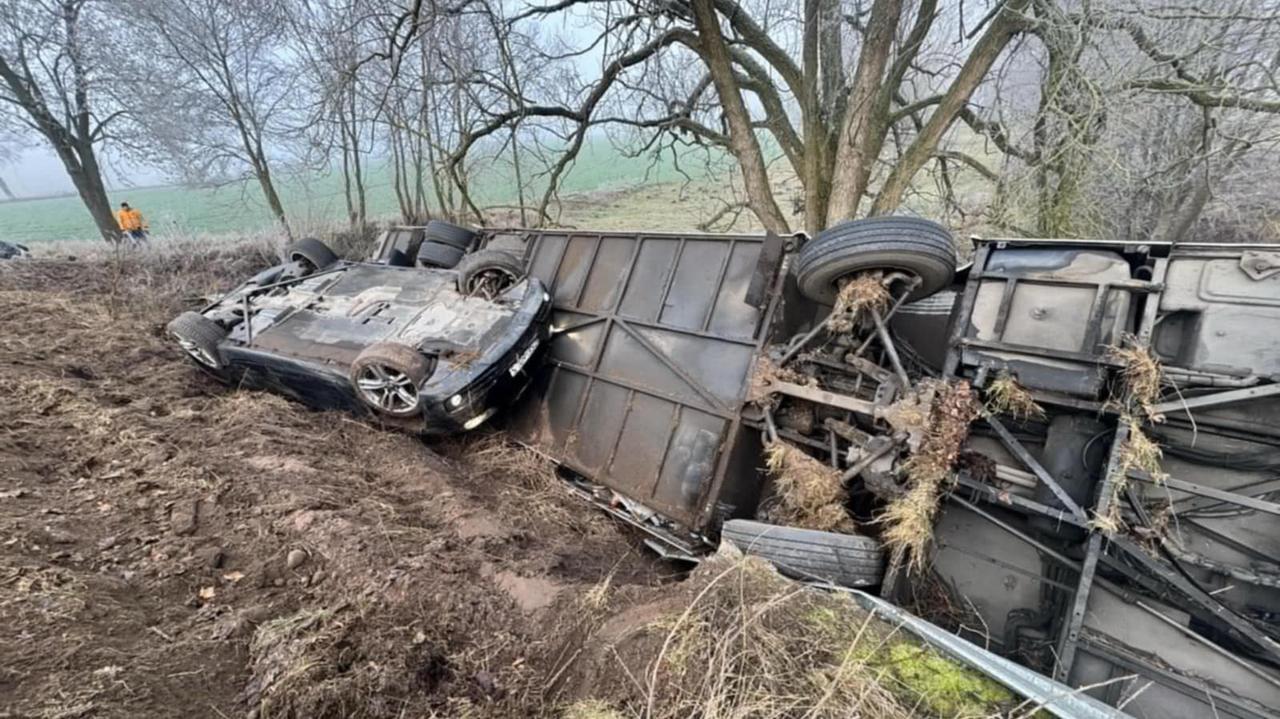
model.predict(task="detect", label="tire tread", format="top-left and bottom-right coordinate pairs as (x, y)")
top-left (722, 519), bottom-right (884, 587)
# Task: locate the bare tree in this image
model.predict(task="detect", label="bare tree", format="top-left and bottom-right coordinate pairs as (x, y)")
top-left (960, 0), bottom-right (1280, 241)
top-left (0, 0), bottom-right (122, 240)
top-left (293, 0), bottom-right (380, 227)
top-left (369, 0), bottom-right (1041, 233)
top-left (128, 0), bottom-right (299, 235)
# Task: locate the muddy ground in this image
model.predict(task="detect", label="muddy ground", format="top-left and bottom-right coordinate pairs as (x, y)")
top-left (0, 251), bottom-right (675, 718)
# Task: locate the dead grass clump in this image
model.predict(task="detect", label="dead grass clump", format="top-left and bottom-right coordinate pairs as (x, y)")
top-left (1107, 342), bottom-right (1164, 420)
top-left (246, 608), bottom-right (346, 715)
top-left (567, 549), bottom-right (1015, 718)
top-left (762, 441), bottom-right (856, 533)
top-left (828, 274), bottom-right (891, 334)
top-left (747, 355), bottom-right (815, 407)
top-left (880, 381), bottom-right (979, 571)
top-left (563, 700), bottom-right (626, 719)
top-left (1087, 507), bottom-right (1124, 536)
top-left (1091, 417), bottom-right (1168, 534)
top-left (983, 371), bottom-right (1044, 421)
top-left (644, 554), bottom-right (904, 717)
top-left (1119, 418), bottom-right (1166, 481)
top-left (461, 432), bottom-right (556, 491)
top-left (1093, 341), bottom-right (1168, 535)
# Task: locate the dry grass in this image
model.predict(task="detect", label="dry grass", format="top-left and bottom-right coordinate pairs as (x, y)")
top-left (1093, 341), bottom-right (1168, 535)
top-left (880, 381), bottom-right (979, 571)
top-left (606, 550), bottom-right (1016, 718)
top-left (747, 355), bottom-right (816, 408)
top-left (459, 432), bottom-right (557, 492)
top-left (1107, 342), bottom-right (1164, 420)
top-left (762, 442), bottom-right (856, 533)
top-left (828, 274), bottom-right (891, 334)
top-left (983, 372), bottom-right (1044, 421)
top-left (1091, 417), bottom-right (1168, 534)
top-left (563, 700), bottom-right (626, 719)
top-left (1118, 418), bottom-right (1166, 481)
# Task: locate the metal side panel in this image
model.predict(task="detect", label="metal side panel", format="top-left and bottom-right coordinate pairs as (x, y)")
top-left (485, 229), bottom-right (778, 530)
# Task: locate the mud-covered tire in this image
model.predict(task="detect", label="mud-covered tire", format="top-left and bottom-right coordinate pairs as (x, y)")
top-left (167, 311), bottom-right (227, 370)
top-left (455, 249), bottom-right (525, 295)
top-left (425, 220), bottom-right (477, 251)
top-left (349, 342), bottom-right (435, 417)
top-left (794, 217), bottom-right (956, 304)
top-left (285, 237), bottom-right (339, 271)
top-left (416, 241), bottom-right (465, 269)
top-left (722, 519), bottom-right (884, 587)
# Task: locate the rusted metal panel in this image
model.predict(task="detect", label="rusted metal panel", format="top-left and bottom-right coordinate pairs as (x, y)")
top-left (484, 229), bottom-right (775, 530)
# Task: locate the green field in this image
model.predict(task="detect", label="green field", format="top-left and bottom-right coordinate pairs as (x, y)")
top-left (0, 139), bottom-right (730, 244)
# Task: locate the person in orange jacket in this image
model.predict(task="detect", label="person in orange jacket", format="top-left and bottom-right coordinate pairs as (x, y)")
top-left (117, 202), bottom-right (149, 243)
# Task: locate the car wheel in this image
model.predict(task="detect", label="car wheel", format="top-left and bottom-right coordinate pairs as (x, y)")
top-left (793, 217), bottom-right (956, 304)
top-left (416, 241), bottom-right (465, 269)
top-left (167, 311), bottom-right (227, 370)
top-left (424, 220), bottom-right (477, 251)
top-left (721, 519), bottom-right (884, 588)
top-left (350, 342), bottom-right (436, 417)
top-left (455, 249), bottom-right (525, 297)
top-left (285, 237), bottom-right (339, 271)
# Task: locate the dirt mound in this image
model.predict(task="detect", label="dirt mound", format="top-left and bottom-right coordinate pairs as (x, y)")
top-left (0, 256), bottom-right (660, 718)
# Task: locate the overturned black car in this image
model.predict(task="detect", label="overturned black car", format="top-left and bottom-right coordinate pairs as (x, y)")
top-left (167, 227), bottom-right (550, 435)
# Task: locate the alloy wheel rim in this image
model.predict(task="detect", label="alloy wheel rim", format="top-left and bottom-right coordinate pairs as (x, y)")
top-left (177, 338), bottom-right (219, 368)
top-left (466, 268), bottom-right (517, 299)
top-left (355, 364), bottom-right (420, 415)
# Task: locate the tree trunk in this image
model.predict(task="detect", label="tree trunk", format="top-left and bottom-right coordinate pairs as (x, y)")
top-left (817, 0), bottom-right (844, 116)
top-left (48, 142), bottom-right (118, 242)
top-left (73, 142), bottom-right (120, 241)
top-left (255, 163), bottom-right (290, 238)
top-left (423, 92), bottom-right (448, 219)
top-left (391, 125), bottom-right (411, 221)
top-left (872, 0), bottom-right (1031, 215)
top-left (825, 0), bottom-right (903, 225)
top-left (0, 54), bottom-right (117, 241)
top-left (691, 0), bottom-right (790, 234)
top-left (340, 117), bottom-right (356, 225)
top-left (348, 90), bottom-right (366, 226)
top-left (1157, 139), bottom-right (1248, 244)
top-left (800, 0), bottom-right (826, 234)
top-left (412, 130), bottom-right (426, 221)
top-left (510, 124), bottom-right (527, 227)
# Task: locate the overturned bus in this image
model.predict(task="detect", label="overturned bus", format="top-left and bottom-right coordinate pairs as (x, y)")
top-left (377, 219), bottom-right (1280, 718)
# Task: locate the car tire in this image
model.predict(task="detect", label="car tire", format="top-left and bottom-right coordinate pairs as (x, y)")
top-left (425, 220), bottom-right (477, 251)
top-left (794, 217), bottom-right (956, 304)
top-left (455, 249), bottom-right (525, 295)
top-left (416, 241), bottom-right (465, 269)
top-left (167, 311), bottom-right (228, 371)
top-left (349, 342), bottom-right (436, 417)
top-left (285, 237), bottom-right (339, 271)
top-left (722, 519), bottom-right (884, 588)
